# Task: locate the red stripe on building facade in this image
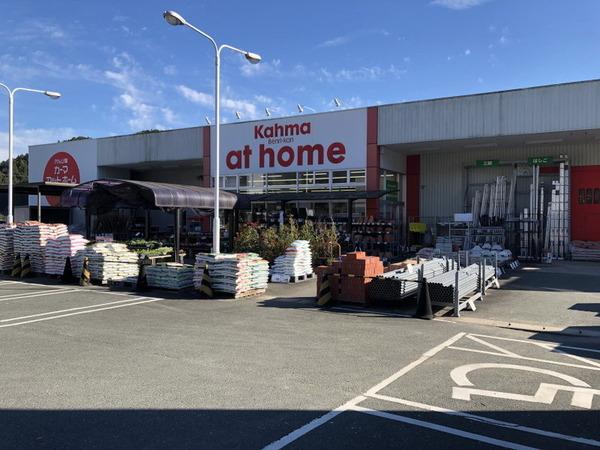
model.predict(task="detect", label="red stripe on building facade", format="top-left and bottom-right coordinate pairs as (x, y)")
top-left (366, 107), bottom-right (380, 217)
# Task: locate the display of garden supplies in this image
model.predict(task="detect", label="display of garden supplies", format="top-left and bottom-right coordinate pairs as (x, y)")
top-left (0, 225), bottom-right (16, 271)
top-left (145, 263), bottom-right (195, 290)
top-left (14, 221), bottom-right (69, 273)
top-left (269, 240), bottom-right (313, 282)
top-left (194, 252), bottom-right (269, 296)
top-left (72, 242), bottom-right (139, 283)
top-left (44, 234), bottom-right (89, 275)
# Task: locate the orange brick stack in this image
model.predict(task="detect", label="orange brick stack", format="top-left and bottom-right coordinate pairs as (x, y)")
top-left (315, 252), bottom-right (384, 305)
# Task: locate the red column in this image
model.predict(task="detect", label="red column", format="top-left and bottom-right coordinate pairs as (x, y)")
top-left (366, 107), bottom-right (380, 218)
top-left (406, 154), bottom-right (420, 221)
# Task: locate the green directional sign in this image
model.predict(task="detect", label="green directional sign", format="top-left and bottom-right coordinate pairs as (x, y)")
top-left (476, 159), bottom-right (499, 167)
top-left (528, 156), bottom-right (554, 166)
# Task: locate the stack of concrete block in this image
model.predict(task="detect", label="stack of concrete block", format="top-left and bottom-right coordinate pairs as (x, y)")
top-left (316, 252), bottom-right (384, 305)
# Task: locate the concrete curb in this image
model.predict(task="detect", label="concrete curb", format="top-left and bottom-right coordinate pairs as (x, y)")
top-left (436, 316), bottom-right (600, 338)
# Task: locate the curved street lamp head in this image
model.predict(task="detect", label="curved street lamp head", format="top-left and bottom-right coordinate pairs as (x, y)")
top-left (244, 52), bottom-right (261, 64)
top-left (44, 91), bottom-right (61, 99)
top-left (297, 104), bottom-right (304, 113)
top-left (163, 10), bottom-right (187, 26)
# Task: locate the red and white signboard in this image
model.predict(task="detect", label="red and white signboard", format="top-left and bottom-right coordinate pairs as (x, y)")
top-left (28, 138), bottom-right (98, 207)
top-left (212, 108), bottom-right (367, 176)
top-left (42, 151), bottom-right (81, 206)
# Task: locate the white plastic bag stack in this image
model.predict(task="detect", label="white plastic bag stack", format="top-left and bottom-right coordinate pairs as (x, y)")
top-left (14, 222), bottom-right (69, 273)
top-left (0, 225), bottom-right (16, 270)
top-left (270, 240), bottom-right (313, 281)
top-left (194, 253), bottom-right (269, 295)
top-left (44, 234), bottom-right (89, 275)
top-left (73, 243), bottom-right (139, 283)
top-left (146, 263), bottom-right (195, 290)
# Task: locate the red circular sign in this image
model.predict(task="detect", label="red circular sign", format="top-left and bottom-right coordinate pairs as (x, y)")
top-left (43, 152), bottom-right (81, 207)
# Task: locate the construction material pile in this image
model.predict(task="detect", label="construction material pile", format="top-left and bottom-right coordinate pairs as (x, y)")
top-left (570, 241), bottom-right (600, 262)
top-left (194, 253), bottom-right (269, 296)
top-left (14, 221), bottom-right (69, 273)
top-left (316, 252), bottom-right (384, 304)
top-left (427, 263), bottom-right (490, 304)
top-left (469, 244), bottom-right (512, 264)
top-left (369, 258), bottom-right (447, 301)
top-left (44, 234), bottom-right (89, 275)
top-left (145, 263), bottom-right (195, 290)
top-left (0, 225), bottom-right (16, 271)
top-left (270, 240), bottom-right (313, 282)
top-left (73, 243), bottom-right (139, 283)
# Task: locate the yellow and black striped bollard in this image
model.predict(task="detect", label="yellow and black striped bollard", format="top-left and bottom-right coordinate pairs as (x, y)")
top-left (11, 253), bottom-right (21, 278)
top-left (317, 273), bottom-right (332, 306)
top-left (80, 257), bottom-right (91, 286)
top-left (198, 264), bottom-right (213, 298)
top-left (20, 254), bottom-right (32, 278)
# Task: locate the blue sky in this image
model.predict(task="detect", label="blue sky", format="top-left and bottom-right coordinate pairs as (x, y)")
top-left (2, 0), bottom-right (600, 159)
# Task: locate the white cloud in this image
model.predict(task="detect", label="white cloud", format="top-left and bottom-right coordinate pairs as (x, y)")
top-left (104, 52), bottom-right (175, 130)
top-left (318, 65), bottom-right (407, 82)
top-left (0, 127), bottom-right (76, 160)
top-left (465, 49), bottom-right (472, 56)
top-left (317, 35), bottom-right (351, 48)
top-left (163, 65), bottom-right (177, 76)
top-left (431, 0), bottom-right (489, 10)
top-left (0, 19), bottom-right (68, 43)
top-left (240, 59), bottom-right (281, 77)
top-left (176, 85), bottom-right (258, 118)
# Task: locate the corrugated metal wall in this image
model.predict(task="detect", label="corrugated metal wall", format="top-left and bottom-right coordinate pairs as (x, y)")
top-left (420, 141), bottom-right (600, 218)
top-left (97, 126), bottom-right (203, 166)
top-left (378, 80), bottom-right (600, 145)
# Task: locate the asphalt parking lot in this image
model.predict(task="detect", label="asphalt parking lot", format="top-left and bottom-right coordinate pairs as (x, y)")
top-left (0, 275), bottom-right (599, 449)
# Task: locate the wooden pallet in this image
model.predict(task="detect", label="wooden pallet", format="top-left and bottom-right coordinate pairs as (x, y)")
top-left (106, 279), bottom-right (137, 289)
top-left (211, 288), bottom-right (266, 299)
top-left (271, 273), bottom-right (315, 284)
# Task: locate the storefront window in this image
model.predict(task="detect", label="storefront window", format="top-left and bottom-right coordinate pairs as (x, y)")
top-left (332, 170), bottom-right (348, 184)
top-left (349, 169), bottom-right (366, 184)
top-left (315, 171), bottom-right (329, 185)
top-left (224, 176), bottom-right (237, 190)
top-left (267, 172), bottom-right (297, 187)
top-left (299, 171), bottom-right (314, 185)
top-left (239, 175), bottom-right (250, 188)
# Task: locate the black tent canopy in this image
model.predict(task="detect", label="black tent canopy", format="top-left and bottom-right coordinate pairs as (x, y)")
top-left (61, 179), bottom-right (238, 210)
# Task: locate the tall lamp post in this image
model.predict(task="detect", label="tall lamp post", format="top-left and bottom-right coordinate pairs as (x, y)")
top-left (163, 10), bottom-right (261, 254)
top-left (0, 84), bottom-right (61, 225)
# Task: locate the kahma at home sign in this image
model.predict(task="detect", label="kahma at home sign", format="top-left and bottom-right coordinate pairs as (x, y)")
top-left (213, 108), bottom-right (367, 176)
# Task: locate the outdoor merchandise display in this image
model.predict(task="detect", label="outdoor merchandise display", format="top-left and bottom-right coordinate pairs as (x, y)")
top-left (315, 252), bottom-right (384, 304)
top-left (44, 234), bottom-right (89, 275)
top-left (0, 225), bottom-right (16, 271)
top-left (270, 240), bottom-right (313, 282)
top-left (194, 253), bottom-right (269, 296)
top-left (570, 241), bottom-right (600, 262)
top-left (14, 221), bottom-right (69, 273)
top-left (73, 242), bottom-right (139, 283)
top-left (145, 263), bottom-right (195, 290)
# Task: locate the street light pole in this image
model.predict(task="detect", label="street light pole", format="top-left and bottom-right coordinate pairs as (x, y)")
top-left (163, 10), bottom-right (261, 254)
top-left (0, 84), bottom-right (61, 225)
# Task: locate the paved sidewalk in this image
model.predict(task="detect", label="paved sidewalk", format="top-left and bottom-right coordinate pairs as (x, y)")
top-left (455, 261), bottom-right (600, 336)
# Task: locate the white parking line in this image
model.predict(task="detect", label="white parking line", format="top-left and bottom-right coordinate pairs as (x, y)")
top-left (262, 333), bottom-right (465, 449)
top-left (0, 296), bottom-right (148, 322)
top-left (0, 297), bottom-right (163, 328)
top-left (350, 405), bottom-right (536, 450)
top-left (0, 288), bottom-right (80, 303)
top-left (367, 393), bottom-right (600, 447)
top-left (262, 331), bottom-right (600, 449)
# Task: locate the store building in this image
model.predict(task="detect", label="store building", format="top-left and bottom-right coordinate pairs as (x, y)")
top-left (28, 79), bottom-right (600, 244)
